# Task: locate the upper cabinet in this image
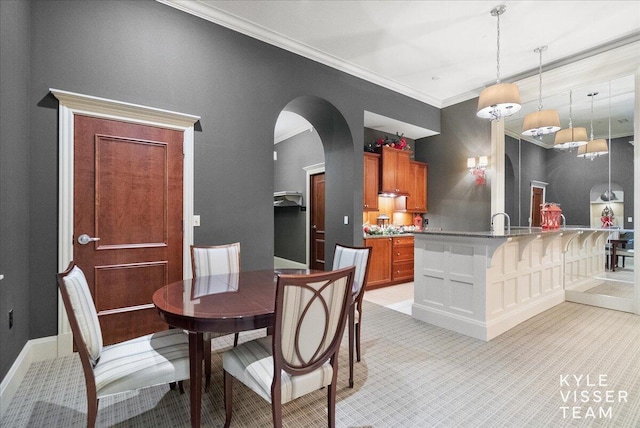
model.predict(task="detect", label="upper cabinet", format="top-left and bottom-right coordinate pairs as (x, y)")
top-left (395, 161), bottom-right (427, 213)
top-left (379, 146), bottom-right (410, 195)
top-left (363, 152), bottom-right (380, 211)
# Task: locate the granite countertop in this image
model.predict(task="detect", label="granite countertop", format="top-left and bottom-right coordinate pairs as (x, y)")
top-left (363, 233), bottom-right (415, 239)
top-left (413, 226), bottom-right (620, 239)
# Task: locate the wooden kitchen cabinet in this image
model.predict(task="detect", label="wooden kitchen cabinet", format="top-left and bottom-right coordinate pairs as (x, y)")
top-left (364, 237), bottom-right (392, 288)
top-left (392, 236), bottom-right (414, 282)
top-left (363, 152), bottom-right (380, 211)
top-left (364, 235), bottom-right (414, 289)
top-left (379, 146), bottom-right (410, 195)
top-left (395, 161), bottom-right (427, 213)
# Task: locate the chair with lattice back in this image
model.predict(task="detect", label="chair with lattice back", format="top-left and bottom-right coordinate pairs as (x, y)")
top-left (332, 243), bottom-right (371, 388)
top-left (191, 242), bottom-right (242, 391)
top-left (222, 266), bottom-right (355, 428)
top-left (57, 262), bottom-right (190, 428)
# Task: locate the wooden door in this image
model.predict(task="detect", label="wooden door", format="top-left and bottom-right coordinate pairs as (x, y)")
top-left (73, 115), bottom-right (184, 345)
top-left (310, 173), bottom-right (325, 270)
top-left (531, 187), bottom-right (544, 227)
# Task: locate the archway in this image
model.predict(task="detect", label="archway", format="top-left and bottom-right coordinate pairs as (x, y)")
top-left (273, 95), bottom-right (355, 269)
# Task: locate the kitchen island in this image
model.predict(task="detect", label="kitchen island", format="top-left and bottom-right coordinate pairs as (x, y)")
top-left (412, 227), bottom-right (610, 340)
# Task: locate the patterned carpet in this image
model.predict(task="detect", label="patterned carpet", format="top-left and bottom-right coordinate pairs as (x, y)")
top-left (3, 301), bottom-right (640, 427)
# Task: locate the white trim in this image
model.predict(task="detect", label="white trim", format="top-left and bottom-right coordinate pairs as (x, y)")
top-left (156, 0), bottom-right (441, 108)
top-left (490, 119), bottom-right (506, 231)
top-left (274, 124), bottom-right (313, 144)
top-left (51, 89), bottom-right (199, 356)
top-left (0, 336), bottom-right (57, 417)
top-left (304, 163), bottom-right (325, 267)
top-left (528, 181), bottom-right (548, 228)
top-left (273, 257), bottom-right (307, 269)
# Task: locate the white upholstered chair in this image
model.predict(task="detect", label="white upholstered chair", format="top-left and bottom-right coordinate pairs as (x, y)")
top-left (332, 243), bottom-right (372, 388)
top-left (191, 242), bottom-right (241, 390)
top-left (57, 262), bottom-right (190, 428)
top-left (222, 266), bottom-right (355, 428)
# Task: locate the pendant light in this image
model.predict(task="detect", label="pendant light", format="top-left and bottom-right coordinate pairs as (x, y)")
top-left (554, 90), bottom-right (588, 149)
top-left (477, 5), bottom-right (521, 120)
top-left (577, 92), bottom-right (608, 160)
top-left (522, 46), bottom-right (560, 136)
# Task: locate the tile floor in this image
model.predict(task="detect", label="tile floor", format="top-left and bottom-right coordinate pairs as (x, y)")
top-left (363, 282), bottom-right (413, 315)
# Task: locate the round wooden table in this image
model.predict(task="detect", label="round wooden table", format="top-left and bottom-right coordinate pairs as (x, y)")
top-left (152, 269), bottom-right (317, 428)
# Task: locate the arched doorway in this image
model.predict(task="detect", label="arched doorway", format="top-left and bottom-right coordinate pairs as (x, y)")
top-left (272, 96), bottom-right (354, 270)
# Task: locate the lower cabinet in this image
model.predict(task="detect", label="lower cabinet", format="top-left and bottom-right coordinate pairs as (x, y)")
top-left (364, 237), bottom-right (392, 288)
top-left (392, 236), bottom-right (414, 283)
top-left (364, 235), bottom-right (414, 289)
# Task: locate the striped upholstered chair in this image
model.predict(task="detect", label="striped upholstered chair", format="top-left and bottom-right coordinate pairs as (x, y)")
top-left (332, 243), bottom-right (372, 388)
top-left (56, 262), bottom-right (190, 428)
top-left (191, 242), bottom-right (241, 390)
top-left (222, 266), bottom-right (355, 428)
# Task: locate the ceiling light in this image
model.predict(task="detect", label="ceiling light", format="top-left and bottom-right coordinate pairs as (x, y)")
top-left (577, 92), bottom-right (608, 160)
top-left (522, 46), bottom-right (560, 136)
top-left (554, 90), bottom-right (588, 149)
top-left (477, 5), bottom-right (521, 120)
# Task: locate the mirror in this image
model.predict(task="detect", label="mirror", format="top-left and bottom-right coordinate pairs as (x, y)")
top-left (503, 75), bottom-right (635, 309)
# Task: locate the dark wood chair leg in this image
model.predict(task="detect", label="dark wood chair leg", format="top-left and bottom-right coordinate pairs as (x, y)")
top-left (272, 383), bottom-right (283, 428)
top-left (233, 332), bottom-right (239, 347)
top-left (355, 320), bottom-right (361, 362)
top-left (348, 307), bottom-right (354, 388)
top-left (327, 382), bottom-right (337, 428)
top-left (224, 371), bottom-right (233, 428)
top-left (87, 396), bottom-right (98, 428)
top-left (204, 334), bottom-right (212, 392)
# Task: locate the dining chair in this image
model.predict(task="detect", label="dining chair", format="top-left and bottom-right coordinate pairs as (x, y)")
top-left (191, 242), bottom-right (241, 391)
top-left (56, 262), bottom-right (190, 428)
top-left (222, 266), bottom-right (355, 428)
top-left (332, 243), bottom-right (372, 388)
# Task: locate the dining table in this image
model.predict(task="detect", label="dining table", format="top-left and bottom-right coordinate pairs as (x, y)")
top-left (152, 268), bottom-right (320, 428)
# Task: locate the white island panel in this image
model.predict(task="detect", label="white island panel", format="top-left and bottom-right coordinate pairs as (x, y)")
top-left (412, 229), bottom-right (602, 341)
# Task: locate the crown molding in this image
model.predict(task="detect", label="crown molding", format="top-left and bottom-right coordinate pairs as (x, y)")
top-left (156, 0), bottom-right (442, 108)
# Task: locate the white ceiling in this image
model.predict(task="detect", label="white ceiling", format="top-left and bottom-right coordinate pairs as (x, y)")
top-left (160, 0), bottom-right (640, 145)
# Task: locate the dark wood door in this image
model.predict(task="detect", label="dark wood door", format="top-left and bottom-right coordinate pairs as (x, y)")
top-left (531, 187), bottom-right (544, 227)
top-left (73, 115), bottom-right (184, 345)
top-left (310, 173), bottom-right (325, 270)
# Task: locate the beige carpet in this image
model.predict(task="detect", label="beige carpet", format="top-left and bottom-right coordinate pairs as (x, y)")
top-left (3, 301), bottom-right (640, 427)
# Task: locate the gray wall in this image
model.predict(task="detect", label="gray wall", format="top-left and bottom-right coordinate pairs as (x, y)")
top-left (546, 136), bottom-right (634, 228)
top-left (505, 135), bottom-right (634, 228)
top-left (273, 129), bottom-right (323, 263)
top-left (0, 0), bottom-right (31, 383)
top-left (0, 0), bottom-right (440, 380)
top-left (414, 98), bottom-right (492, 231)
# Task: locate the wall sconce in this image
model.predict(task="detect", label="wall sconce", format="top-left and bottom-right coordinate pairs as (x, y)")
top-left (467, 156), bottom-right (488, 185)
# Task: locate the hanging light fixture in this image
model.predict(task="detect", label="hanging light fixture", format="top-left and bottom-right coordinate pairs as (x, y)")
top-left (577, 92), bottom-right (608, 160)
top-left (554, 90), bottom-right (588, 150)
top-left (522, 46), bottom-right (560, 136)
top-left (477, 5), bottom-right (521, 120)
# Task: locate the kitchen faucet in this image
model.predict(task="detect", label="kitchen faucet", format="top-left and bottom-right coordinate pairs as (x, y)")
top-left (560, 214), bottom-right (566, 228)
top-left (490, 212), bottom-right (511, 234)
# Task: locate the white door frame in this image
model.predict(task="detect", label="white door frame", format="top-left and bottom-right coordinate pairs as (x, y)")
top-left (529, 180), bottom-right (548, 227)
top-left (51, 89), bottom-right (200, 356)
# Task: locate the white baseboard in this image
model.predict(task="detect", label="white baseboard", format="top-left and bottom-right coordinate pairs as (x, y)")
top-left (0, 335), bottom-right (58, 417)
top-left (412, 290), bottom-right (566, 342)
top-left (274, 257), bottom-right (307, 269)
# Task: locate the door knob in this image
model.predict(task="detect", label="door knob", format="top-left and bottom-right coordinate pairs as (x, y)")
top-left (78, 234), bottom-right (100, 245)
